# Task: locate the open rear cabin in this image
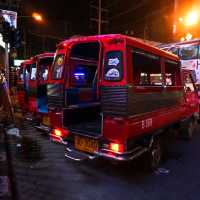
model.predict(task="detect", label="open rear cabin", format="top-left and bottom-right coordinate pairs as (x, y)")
top-left (62, 42), bottom-right (101, 137)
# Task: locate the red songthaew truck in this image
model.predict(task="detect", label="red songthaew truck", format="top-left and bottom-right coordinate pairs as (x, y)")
top-left (48, 34), bottom-right (199, 168)
top-left (17, 53), bottom-right (54, 130)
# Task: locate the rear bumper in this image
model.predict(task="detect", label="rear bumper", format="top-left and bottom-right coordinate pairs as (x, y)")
top-left (50, 133), bottom-right (67, 145)
top-left (95, 148), bottom-right (148, 161)
top-left (65, 143), bottom-right (148, 162)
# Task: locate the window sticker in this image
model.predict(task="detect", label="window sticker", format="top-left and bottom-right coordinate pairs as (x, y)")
top-left (52, 54), bottom-right (64, 79)
top-left (108, 58), bottom-right (120, 66)
top-left (105, 68), bottom-right (120, 78)
top-left (104, 51), bottom-right (123, 81)
top-left (57, 56), bottom-right (64, 65)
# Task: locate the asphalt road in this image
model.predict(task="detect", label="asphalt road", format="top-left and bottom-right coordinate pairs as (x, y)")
top-left (8, 122), bottom-right (200, 200)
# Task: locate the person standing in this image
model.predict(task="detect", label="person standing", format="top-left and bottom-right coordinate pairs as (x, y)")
top-left (0, 69), bottom-right (15, 123)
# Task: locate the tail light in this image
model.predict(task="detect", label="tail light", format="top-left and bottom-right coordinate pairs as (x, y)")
top-left (109, 143), bottom-right (124, 153)
top-left (51, 128), bottom-right (69, 138)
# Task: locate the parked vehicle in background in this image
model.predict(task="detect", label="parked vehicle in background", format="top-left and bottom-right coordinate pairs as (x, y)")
top-left (28, 53), bottom-right (54, 114)
top-left (158, 39), bottom-right (200, 84)
top-left (17, 53), bottom-right (54, 131)
top-left (48, 34), bottom-right (199, 169)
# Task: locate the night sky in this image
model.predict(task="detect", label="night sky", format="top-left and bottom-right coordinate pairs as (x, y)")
top-left (19, 0), bottom-right (174, 40)
top-left (17, 0), bottom-right (189, 57)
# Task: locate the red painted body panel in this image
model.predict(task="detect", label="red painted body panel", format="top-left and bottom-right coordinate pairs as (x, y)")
top-left (104, 104), bottom-right (198, 143)
top-left (17, 92), bottom-right (26, 109)
top-left (17, 59), bottom-right (32, 110)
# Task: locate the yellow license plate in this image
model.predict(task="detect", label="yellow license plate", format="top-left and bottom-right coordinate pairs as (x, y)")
top-left (43, 116), bottom-right (50, 126)
top-left (75, 136), bottom-right (98, 153)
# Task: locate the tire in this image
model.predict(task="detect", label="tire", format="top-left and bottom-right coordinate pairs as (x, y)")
top-left (146, 137), bottom-right (162, 171)
top-left (180, 117), bottom-right (197, 140)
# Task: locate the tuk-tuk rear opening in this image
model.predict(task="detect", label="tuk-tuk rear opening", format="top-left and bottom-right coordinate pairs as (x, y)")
top-left (64, 41), bottom-right (102, 137)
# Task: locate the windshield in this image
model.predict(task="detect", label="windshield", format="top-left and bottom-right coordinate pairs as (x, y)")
top-left (179, 45), bottom-right (198, 60)
top-left (52, 54), bottom-right (65, 79)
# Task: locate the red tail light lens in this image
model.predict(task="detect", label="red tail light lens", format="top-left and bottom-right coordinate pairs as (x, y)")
top-left (109, 143), bottom-right (124, 153)
top-left (54, 129), bottom-right (62, 137)
top-left (52, 128), bottom-right (69, 138)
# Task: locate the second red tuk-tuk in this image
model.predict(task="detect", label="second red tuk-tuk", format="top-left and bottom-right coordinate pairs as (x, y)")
top-left (17, 53), bottom-right (54, 131)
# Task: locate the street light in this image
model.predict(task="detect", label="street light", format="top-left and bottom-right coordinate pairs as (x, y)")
top-left (32, 12), bottom-right (43, 22)
top-left (18, 12), bottom-right (43, 22)
top-left (17, 12), bottom-right (44, 58)
top-left (185, 33), bottom-right (193, 40)
top-left (185, 11), bottom-right (199, 26)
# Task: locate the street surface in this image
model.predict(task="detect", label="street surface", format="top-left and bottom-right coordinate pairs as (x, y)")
top-left (0, 125), bottom-right (11, 200)
top-left (5, 121), bottom-right (200, 200)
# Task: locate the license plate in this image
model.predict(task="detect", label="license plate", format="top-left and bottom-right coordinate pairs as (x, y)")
top-left (42, 116), bottom-right (50, 126)
top-left (75, 136), bottom-right (98, 153)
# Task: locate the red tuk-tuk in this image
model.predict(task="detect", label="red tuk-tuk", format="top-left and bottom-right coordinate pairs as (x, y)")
top-left (49, 34), bottom-right (199, 168)
top-left (17, 53), bottom-right (54, 131)
top-left (27, 53), bottom-right (54, 115)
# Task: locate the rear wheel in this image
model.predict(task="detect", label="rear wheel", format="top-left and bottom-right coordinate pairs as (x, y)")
top-left (146, 137), bottom-right (162, 171)
top-left (180, 117), bottom-right (197, 139)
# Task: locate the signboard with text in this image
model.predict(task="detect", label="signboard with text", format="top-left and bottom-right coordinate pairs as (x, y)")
top-left (0, 9), bottom-right (17, 28)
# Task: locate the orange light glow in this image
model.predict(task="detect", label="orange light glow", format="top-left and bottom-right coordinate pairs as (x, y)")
top-left (185, 11), bottom-right (199, 26)
top-left (110, 143), bottom-right (124, 153)
top-left (180, 37), bottom-right (185, 42)
top-left (54, 129), bottom-right (62, 137)
top-left (178, 17), bottom-right (183, 23)
top-left (32, 12), bottom-right (43, 22)
top-left (185, 33), bottom-right (193, 40)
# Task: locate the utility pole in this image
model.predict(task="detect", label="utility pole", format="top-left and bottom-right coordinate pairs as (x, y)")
top-left (23, 28), bottom-right (27, 59)
top-left (98, 0), bottom-right (101, 34)
top-left (90, 0), bottom-right (109, 34)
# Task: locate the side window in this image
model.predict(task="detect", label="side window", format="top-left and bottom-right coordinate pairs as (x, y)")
top-left (30, 63), bottom-right (36, 80)
top-left (165, 60), bottom-right (181, 86)
top-left (18, 67), bottom-right (24, 81)
top-left (184, 74), bottom-right (195, 92)
top-left (132, 49), bottom-right (162, 86)
top-left (52, 54), bottom-right (64, 80)
top-left (38, 57), bottom-right (53, 81)
top-left (104, 51), bottom-right (123, 81)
